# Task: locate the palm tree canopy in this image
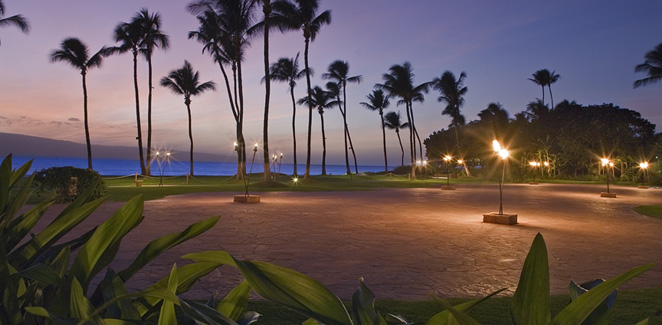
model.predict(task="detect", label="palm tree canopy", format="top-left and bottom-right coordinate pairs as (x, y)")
top-left (528, 69), bottom-right (550, 87)
top-left (432, 70), bottom-right (467, 127)
top-left (188, 9), bottom-right (237, 65)
top-left (271, 0), bottom-right (331, 41)
top-left (322, 60), bottom-right (362, 84)
top-left (297, 85), bottom-right (335, 112)
top-left (634, 43), bottom-right (662, 88)
top-left (525, 99), bottom-right (550, 121)
top-left (0, 0), bottom-right (30, 45)
top-left (132, 8), bottom-right (170, 59)
top-left (108, 21), bottom-right (143, 56)
top-left (478, 102), bottom-right (509, 124)
top-left (377, 62), bottom-right (428, 106)
top-left (50, 38), bottom-right (105, 73)
top-left (160, 60), bottom-right (216, 101)
top-left (384, 111), bottom-right (409, 130)
top-left (268, 53), bottom-right (309, 88)
top-left (360, 89), bottom-right (390, 112)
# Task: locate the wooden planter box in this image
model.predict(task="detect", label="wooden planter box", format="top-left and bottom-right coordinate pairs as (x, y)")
top-left (441, 185), bottom-right (456, 190)
top-left (600, 192), bottom-right (617, 198)
top-left (234, 195), bottom-right (261, 203)
top-left (483, 213), bottom-right (518, 225)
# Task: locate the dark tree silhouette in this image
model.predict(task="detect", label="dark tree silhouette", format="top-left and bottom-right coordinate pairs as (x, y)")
top-left (0, 0), bottom-right (29, 45)
top-left (50, 38), bottom-right (106, 170)
top-left (160, 61), bottom-right (216, 176)
top-left (529, 69), bottom-right (560, 108)
top-left (432, 71), bottom-right (467, 152)
top-left (384, 111), bottom-right (409, 167)
top-left (634, 43), bottom-right (662, 89)
top-left (360, 89), bottom-right (390, 172)
top-left (298, 86), bottom-right (334, 175)
top-left (271, 0), bottom-right (331, 179)
top-left (268, 53), bottom-right (307, 176)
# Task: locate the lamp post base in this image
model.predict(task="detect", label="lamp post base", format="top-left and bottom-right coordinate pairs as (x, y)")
top-left (600, 192), bottom-right (617, 198)
top-left (441, 185), bottom-right (456, 190)
top-left (483, 212), bottom-right (518, 225)
top-left (638, 185), bottom-right (649, 189)
top-left (234, 195), bottom-right (261, 203)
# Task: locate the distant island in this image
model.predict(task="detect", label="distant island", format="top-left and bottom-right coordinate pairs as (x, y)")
top-left (0, 132), bottom-right (232, 162)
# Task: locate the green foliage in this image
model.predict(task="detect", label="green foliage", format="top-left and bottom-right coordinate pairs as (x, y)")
top-left (35, 165), bottom-right (107, 202)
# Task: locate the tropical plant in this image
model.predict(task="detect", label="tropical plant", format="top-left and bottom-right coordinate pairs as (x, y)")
top-left (361, 89), bottom-right (390, 172)
top-left (547, 70), bottom-right (560, 108)
top-left (529, 69), bottom-right (560, 108)
top-left (188, 5), bottom-right (247, 180)
top-left (271, 0), bottom-right (332, 179)
top-left (132, 8), bottom-right (170, 177)
top-left (525, 99), bottom-right (550, 121)
top-left (160, 60), bottom-right (216, 176)
top-left (477, 102), bottom-right (509, 137)
top-left (50, 38), bottom-right (106, 171)
top-left (107, 19), bottom-right (147, 175)
top-left (0, 0), bottom-right (29, 45)
top-left (298, 86), bottom-right (334, 175)
top-left (634, 43), bottom-right (662, 89)
top-left (188, 0), bottom-right (257, 181)
top-left (432, 71), bottom-right (467, 152)
top-left (323, 60), bottom-right (362, 174)
top-left (268, 53), bottom-right (307, 176)
top-left (384, 111), bottom-right (409, 167)
top-left (34, 166), bottom-right (106, 203)
top-left (377, 62), bottom-right (428, 178)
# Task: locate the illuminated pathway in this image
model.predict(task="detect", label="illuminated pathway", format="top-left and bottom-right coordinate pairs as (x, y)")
top-left (45, 184), bottom-right (662, 300)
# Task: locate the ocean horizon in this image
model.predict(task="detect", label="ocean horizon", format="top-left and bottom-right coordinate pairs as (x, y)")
top-left (12, 156), bottom-right (387, 176)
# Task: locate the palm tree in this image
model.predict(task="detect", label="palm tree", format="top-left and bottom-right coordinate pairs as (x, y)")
top-left (188, 0), bottom-right (257, 180)
top-left (160, 61), bottom-right (216, 176)
top-left (432, 71), bottom-right (467, 151)
top-left (525, 99), bottom-right (549, 121)
top-left (383, 111), bottom-right (409, 167)
top-left (634, 43), bottom-right (662, 89)
top-left (0, 0), bottom-right (29, 45)
top-left (547, 70), bottom-right (560, 108)
top-left (271, 0), bottom-right (331, 179)
top-left (322, 60), bottom-right (361, 174)
top-left (108, 20), bottom-right (146, 174)
top-left (298, 86), bottom-right (334, 175)
top-left (268, 53), bottom-right (307, 176)
top-left (50, 38), bottom-right (106, 170)
top-left (529, 69), bottom-right (548, 105)
top-left (132, 8), bottom-right (170, 176)
top-left (478, 102), bottom-right (509, 136)
top-left (360, 89), bottom-right (390, 172)
top-left (377, 62), bottom-right (428, 178)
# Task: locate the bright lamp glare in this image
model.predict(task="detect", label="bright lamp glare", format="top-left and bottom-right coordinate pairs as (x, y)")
top-left (529, 161), bottom-right (537, 167)
top-left (640, 162), bottom-right (649, 169)
top-left (444, 155), bottom-right (452, 162)
top-left (498, 149), bottom-right (509, 160)
top-left (600, 158), bottom-right (609, 166)
top-left (492, 140), bottom-right (501, 152)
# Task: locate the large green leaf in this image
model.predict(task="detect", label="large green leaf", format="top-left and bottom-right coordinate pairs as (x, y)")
top-left (0, 154), bottom-right (12, 216)
top-left (5, 173), bottom-right (38, 239)
top-left (9, 156), bottom-right (32, 188)
top-left (436, 300), bottom-right (480, 325)
top-left (217, 280), bottom-right (251, 321)
top-left (426, 289), bottom-right (506, 325)
top-left (69, 195), bottom-right (143, 288)
top-left (98, 268), bottom-right (141, 321)
top-left (180, 298), bottom-right (238, 325)
top-left (0, 241), bottom-right (21, 324)
top-left (233, 258), bottom-right (351, 325)
top-left (182, 250), bottom-right (237, 266)
top-left (24, 307), bottom-right (73, 325)
top-left (158, 264), bottom-right (179, 325)
top-left (510, 233), bottom-right (551, 325)
top-left (6, 194), bottom-right (51, 251)
top-left (351, 278), bottom-right (384, 325)
top-left (69, 277), bottom-right (101, 323)
top-left (117, 215), bottom-right (220, 282)
top-left (19, 264), bottom-right (65, 286)
top-left (550, 262), bottom-right (657, 324)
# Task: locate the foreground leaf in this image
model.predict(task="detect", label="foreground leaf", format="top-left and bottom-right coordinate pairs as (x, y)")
top-left (217, 280), bottom-right (251, 321)
top-left (510, 233), bottom-right (550, 325)
top-left (427, 288), bottom-right (506, 325)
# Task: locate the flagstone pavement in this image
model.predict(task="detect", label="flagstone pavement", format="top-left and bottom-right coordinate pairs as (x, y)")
top-left (40, 184), bottom-right (662, 300)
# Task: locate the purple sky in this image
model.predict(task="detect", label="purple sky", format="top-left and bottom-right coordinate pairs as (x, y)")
top-left (1, 0), bottom-right (661, 165)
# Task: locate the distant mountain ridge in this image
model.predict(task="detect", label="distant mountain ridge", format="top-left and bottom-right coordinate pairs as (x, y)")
top-left (0, 132), bottom-right (232, 162)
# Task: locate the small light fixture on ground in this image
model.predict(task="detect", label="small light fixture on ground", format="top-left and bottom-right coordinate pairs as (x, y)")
top-left (600, 158), bottom-right (617, 198)
top-left (441, 155), bottom-right (456, 190)
top-left (483, 140), bottom-right (517, 225)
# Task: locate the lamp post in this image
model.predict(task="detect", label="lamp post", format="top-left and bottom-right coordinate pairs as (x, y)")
top-left (155, 151), bottom-right (171, 187)
top-left (483, 140), bottom-right (517, 224)
top-left (443, 155), bottom-right (452, 189)
top-left (600, 158), bottom-right (617, 197)
top-left (639, 161), bottom-right (649, 189)
top-left (528, 161), bottom-right (540, 184)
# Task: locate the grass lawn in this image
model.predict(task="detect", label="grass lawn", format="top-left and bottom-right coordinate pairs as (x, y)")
top-left (634, 205), bottom-right (662, 219)
top-left (247, 287), bottom-right (662, 324)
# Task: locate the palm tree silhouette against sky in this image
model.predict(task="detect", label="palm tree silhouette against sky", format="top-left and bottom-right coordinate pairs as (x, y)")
top-left (298, 85), bottom-right (334, 175)
top-left (160, 60), bottom-right (216, 176)
top-left (323, 60), bottom-right (361, 175)
top-left (268, 53), bottom-right (307, 176)
top-left (383, 111), bottom-right (408, 168)
top-left (634, 43), bottom-right (662, 89)
top-left (525, 99), bottom-right (549, 121)
top-left (50, 38), bottom-right (106, 170)
top-left (133, 8), bottom-right (170, 177)
top-left (0, 0), bottom-right (29, 45)
top-left (361, 89), bottom-right (390, 172)
top-left (432, 71), bottom-right (467, 151)
top-left (271, 0), bottom-right (331, 179)
top-left (108, 19), bottom-right (146, 175)
top-left (528, 69), bottom-right (560, 108)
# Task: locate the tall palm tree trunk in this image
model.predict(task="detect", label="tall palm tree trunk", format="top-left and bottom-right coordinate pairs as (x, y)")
top-left (262, 0), bottom-right (272, 182)
top-left (346, 126), bottom-right (358, 174)
top-left (132, 51), bottom-right (146, 175)
top-left (146, 54), bottom-right (154, 176)
top-left (410, 109), bottom-right (423, 161)
top-left (405, 102), bottom-right (415, 178)
top-left (342, 82), bottom-right (358, 174)
top-left (216, 61), bottom-right (243, 180)
top-left (320, 111), bottom-right (326, 175)
top-left (540, 86), bottom-right (545, 106)
top-left (81, 72), bottom-right (93, 170)
top-left (396, 128), bottom-right (404, 167)
top-left (236, 48), bottom-right (248, 178)
top-left (289, 86), bottom-right (298, 176)
top-left (548, 85), bottom-right (554, 109)
top-left (303, 37), bottom-right (313, 179)
top-left (380, 111), bottom-right (387, 172)
top-left (186, 100), bottom-right (194, 176)
top-left (339, 105), bottom-right (351, 174)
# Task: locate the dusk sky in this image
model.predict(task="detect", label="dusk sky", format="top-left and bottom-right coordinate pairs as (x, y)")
top-left (1, 0), bottom-right (661, 166)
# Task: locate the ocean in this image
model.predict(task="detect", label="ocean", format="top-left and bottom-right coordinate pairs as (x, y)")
top-left (11, 156), bottom-right (386, 176)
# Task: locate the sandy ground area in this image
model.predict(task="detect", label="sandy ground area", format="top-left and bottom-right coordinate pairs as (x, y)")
top-left (37, 183), bottom-right (662, 300)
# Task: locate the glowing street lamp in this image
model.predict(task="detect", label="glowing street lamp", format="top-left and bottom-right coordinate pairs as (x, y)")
top-left (600, 158), bottom-right (615, 195)
top-left (528, 161), bottom-right (541, 184)
top-left (495, 142), bottom-right (510, 215)
top-left (154, 150), bottom-right (172, 187)
top-left (443, 155), bottom-right (452, 188)
top-left (639, 161), bottom-right (649, 188)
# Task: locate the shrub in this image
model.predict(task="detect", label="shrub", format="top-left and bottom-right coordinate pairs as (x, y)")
top-left (34, 165), bottom-right (106, 202)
